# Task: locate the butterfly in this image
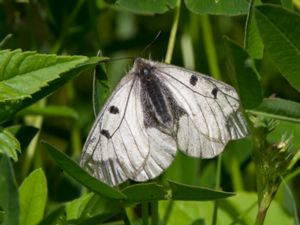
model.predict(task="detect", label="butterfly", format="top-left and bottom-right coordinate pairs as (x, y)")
top-left (80, 58), bottom-right (248, 186)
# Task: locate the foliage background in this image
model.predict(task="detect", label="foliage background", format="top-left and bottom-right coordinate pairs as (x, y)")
top-left (0, 0), bottom-right (300, 225)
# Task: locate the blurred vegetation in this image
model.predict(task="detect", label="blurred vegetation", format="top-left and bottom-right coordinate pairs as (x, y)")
top-left (0, 0), bottom-right (300, 225)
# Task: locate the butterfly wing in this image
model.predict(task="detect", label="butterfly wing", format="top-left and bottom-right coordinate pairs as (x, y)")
top-left (80, 71), bottom-right (177, 186)
top-left (155, 62), bottom-right (248, 158)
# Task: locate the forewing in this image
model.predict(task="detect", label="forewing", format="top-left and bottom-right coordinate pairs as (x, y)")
top-left (156, 63), bottom-right (248, 158)
top-left (80, 72), bottom-right (177, 186)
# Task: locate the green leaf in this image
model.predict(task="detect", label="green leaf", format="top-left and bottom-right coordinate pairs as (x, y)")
top-left (0, 50), bottom-right (102, 123)
top-left (0, 154), bottom-right (19, 225)
top-left (185, 0), bottom-right (249, 15)
top-left (17, 105), bottom-right (79, 119)
top-left (0, 128), bottom-right (21, 161)
top-left (248, 98), bottom-right (300, 123)
top-left (169, 180), bottom-right (234, 201)
top-left (43, 142), bottom-right (126, 200)
top-left (19, 169), bottom-right (47, 225)
top-left (122, 183), bottom-right (167, 204)
top-left (0, 49), bottom-right (87, 102)
top-left (66, 193), bottom-right (95, 221)
top-left (66, 193), bottom-right (120, 224)
top-left (245, 0), bottom-right (264, 59)
top-left (113, 0), bottom-right (177, 14)
top-left (225, 37), bottom-right (263, 109)
top-left (255, 5), bottom-right (300, 92)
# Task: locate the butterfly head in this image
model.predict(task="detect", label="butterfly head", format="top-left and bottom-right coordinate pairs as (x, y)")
top-left (134, 58), bottom-right (155, 81)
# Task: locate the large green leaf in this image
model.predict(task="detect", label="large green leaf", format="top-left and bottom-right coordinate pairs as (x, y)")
top-left (19, 169), bottom-right (47, 225)
top-left (169, 180), bottom-right (234, 201)
top-left (248, 98), bottom-right (300, 123)
top-left (0, 49), bottom-right (87, 101)
top-left (0, 50), bottom-right (101, 123)
top-left (113, 0), bottom-right (177, 14)
top-left (255, 5), bottom-right (300, 92)
top-left (122, 183), bottom-right (167, 204)
top-left (185, 0), bottom-right (249, 15)
top-left (0, 128), bottom-right (21, 161)
top-left (225, 38), bottom-right (263, 109)
top-left (43, 142), bottom-right (126, 200)
top-left (0, 154), bottom-right (19, 225)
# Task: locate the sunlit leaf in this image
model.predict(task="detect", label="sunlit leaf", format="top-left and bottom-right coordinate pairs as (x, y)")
top-left (19, 169), bottom-right (47, 225)
top-left (0, 128), bottom-right (20, 161)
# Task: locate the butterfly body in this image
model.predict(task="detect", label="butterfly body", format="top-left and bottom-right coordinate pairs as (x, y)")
top-left (81, 58), bottom-right (248, 186)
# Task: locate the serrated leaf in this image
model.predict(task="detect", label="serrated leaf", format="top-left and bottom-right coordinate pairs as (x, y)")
top-left (0, 128), bottom-right (21, 161)
top-left (43, 142), bottom-right (126, 200)
top-left (0, 154), bottom-right (19, 225)
top-left (0, 49), bottom-right (87, 102)
top-left (225, 37), bottom-right (263, 109)
top-left (255, 5), bottom-right (300, 92)
top-left (0, 50), bottom-right (102, 124)
top-left (248, 98), bottom-right (300, 123)
top-left (185, 0), bottom-right (249, 15)
top-left (114, 0), bottom-right (177, 15)
top-left (169, 180), bottom-right (234, 201)
top-left (19, 169), bottom-right (47, 225)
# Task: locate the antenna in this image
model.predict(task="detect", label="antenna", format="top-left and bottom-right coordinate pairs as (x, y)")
top-left (139, 31), bottom-right (162, 57)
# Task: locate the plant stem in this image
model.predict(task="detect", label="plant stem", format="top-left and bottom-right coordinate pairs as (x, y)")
top-left (22, 98), bottom-right (46, 178)
top-left (151, 201), bottom-right (159, 225)
top-left (142, 202), bottom-right (149, 225)
top-left (200, 14), bottom-right (222, 225)
top-left (212, 155), bottom-right (222, 225)
top-left (121, 208), bottom-right (131, 225)
top-left (200, 15), bottom-right (221, 80)
top-left (165, 0), bottom-right (181, 64)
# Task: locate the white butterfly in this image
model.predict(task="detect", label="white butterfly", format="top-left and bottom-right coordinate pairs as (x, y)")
top-left (80, 58), bottom-right (248, 186)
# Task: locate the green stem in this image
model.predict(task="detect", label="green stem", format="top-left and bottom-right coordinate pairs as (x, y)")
top-left (121, 208), bottom-right (131, 225)
top-left (230, 156), bottom-right (244, 191)
top-left (200, 15), bottom-right (221, 80)
top-left (165, 0), bottom-right (181, 64)
top-left (22, 98), bottom-right (46, 178)
top-left (212, 155), bottom-right (222, 225)
top-left (162, 200), bottom-right (173, 225)
top-left (142, 202), bottom-right (149, 225)
top-left (151, 201), bottom-right (159, 225)
top-left (200, 14), bottom-right (222, 225)
top-left (255, 191), bottom-right (273, 225)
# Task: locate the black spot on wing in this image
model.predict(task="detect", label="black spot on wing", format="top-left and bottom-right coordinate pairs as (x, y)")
top-left (100, 129), bottom-right (110, 139)
top-left (189, 75), bottom-right (198, 86)
top-left (109, 105), bottom-right (119, 114)
top-left (211, 87), bottom-right (218, 99)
